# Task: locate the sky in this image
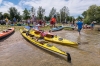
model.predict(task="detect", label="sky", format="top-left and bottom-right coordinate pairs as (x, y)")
top-left (0, 0), bottom-right (100, 18)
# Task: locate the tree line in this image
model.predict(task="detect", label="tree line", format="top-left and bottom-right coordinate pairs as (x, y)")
top-left (0, 4), bottom-right (100, 24)
top-left (82, 5), bottom-right (100, 24)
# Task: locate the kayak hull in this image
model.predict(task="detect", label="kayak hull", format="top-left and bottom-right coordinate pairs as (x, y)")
top-left (51, 26), bottom-right (63, 32)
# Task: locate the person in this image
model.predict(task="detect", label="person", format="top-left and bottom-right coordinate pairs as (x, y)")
top-left (90, 22), bottom-right (94, 30)
top-left (13, 17), bottom-right (16, 25)
top-left (39, 19), bottom-right (42, 26)
top-left (27, 18), bottom-right (31, 26)
top-left (40, 30), bottom-right (45, 39)
top-left (5, 17), bottom-right (9, 25)
top-left (32, 15), bottom-right (37, 27)
top-left (70, 21), bottom-right (75, 27)
top-left (75, 19), bottom-right (83, 35)
top-left (50, 15), bottom-right (56, 28)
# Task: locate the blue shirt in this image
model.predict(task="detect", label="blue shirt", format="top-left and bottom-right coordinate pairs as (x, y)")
top-left (13, 17), bottom-right (16, 22)
top-left (90, 23), bottom-right (94, 27)
top-left (76, 21), bottom-right (83, 29)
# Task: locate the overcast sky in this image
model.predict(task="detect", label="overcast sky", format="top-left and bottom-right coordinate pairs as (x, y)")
top-left (0, 0), bottom-right (100, 18)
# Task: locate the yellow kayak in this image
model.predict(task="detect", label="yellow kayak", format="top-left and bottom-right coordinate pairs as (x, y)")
top-left (30, 29), bottom-right (41, 37)
top-left (20, 29), bottom-right (71, 62)
top-left (44, 34), bottom-right (78, 46)
top-left (29, 29), bottom-right (78, 46)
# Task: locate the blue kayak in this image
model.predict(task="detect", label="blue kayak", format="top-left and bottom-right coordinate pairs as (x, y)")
top-left (51, 26), bottom-right (64, 32)
top-left (24, 26), bottom-right (34, 30)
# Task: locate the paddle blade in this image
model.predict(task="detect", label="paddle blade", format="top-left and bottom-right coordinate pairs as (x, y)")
top-left (67, 53), bottom-right (71, 63)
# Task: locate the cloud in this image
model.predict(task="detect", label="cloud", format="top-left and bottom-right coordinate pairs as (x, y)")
top-left (0, 0), bottom-right (2, 4)
top-left (19, 0), bottom-right (100, 17)
top-left (0, 1), bottom-right (23, 14)
top-left (0, 0), bottom-right (100, 18)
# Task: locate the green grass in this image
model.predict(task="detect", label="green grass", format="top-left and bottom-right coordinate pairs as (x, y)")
top-left (0, 23), bottom-right (72, 32)
top-left (0, 25), bottom-right (24, 31)
top-left (0, 25), bottom-right (50, 32)
top-left (40, 26), bottom-right (51, 31)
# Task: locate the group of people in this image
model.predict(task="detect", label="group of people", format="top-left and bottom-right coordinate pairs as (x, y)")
top-left (28, 15), bottom-right (95, 35)
top-left (2, 15), bottom-right (95, 35)
top-left (2, 17), bottom-right (17, 25)
top-left (26, 15), bottom-right (46, 28)
top-left (26, 15), bottom-right (57, 29)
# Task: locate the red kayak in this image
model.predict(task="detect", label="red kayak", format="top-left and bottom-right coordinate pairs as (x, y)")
top-left (0, 28), bottom-right (15, 39)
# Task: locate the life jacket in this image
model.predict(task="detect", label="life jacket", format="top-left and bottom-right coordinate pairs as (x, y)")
top-left (41, 32), bottom-right (46, 37)
top-left (51, 18), bottom-right (56, 22)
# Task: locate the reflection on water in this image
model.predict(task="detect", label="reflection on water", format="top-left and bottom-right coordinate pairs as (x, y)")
top-left (0, 30), bottom-right (100, 66)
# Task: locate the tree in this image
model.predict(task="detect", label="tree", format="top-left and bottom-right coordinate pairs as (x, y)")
top-left (8, 7), bottom-right (21, 21)
top-left (44, 16), bottom-right (50, 21)
top-left (82, 11), bottom-right (87, 19)
top-left (49, 7), bottom-right (56, 18)
top-left (3, 13), bottom-right (10, 19)
top-left (87, 5), bottom-right (97, 22)
top-left (82, 5), bottom-right (100, 24)
top-left (37, 6), bottom-right (45, 20)
top-left (60, 6), bottom-right (69, 23)
top-left (30, 6), bottom-right (36, 16)
top-left (76, 16), bottom-right (83, 21)
top-left (23, 8), bottom-right (30, 20)
top-left (0, 12), bottom-right (3, 20)
top-left (68, 16), bottom-right (75, 22)
top-left (56, 12), bottom-right (60, 23)
top-left (95, 6), bottom-right (100, 23)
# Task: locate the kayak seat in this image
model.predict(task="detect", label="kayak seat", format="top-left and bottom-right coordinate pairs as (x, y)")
top-left (39, 37), bottom-right (44, 39)
top-left (34, 31), bottom-right (41, 34)
top-left (23, 30), bottom-right (27, 33)
top-left (8, 28), bottom-right (12, 30)
top-left (6, 30), bottom-right (8, 32)
top-left (58, 38), bottom-right (63, 41)
top-left (30, 34), bottom-right (34, 37)
top-left (31, 37), bottom-right (38, 40)
top-left (3, 30), bottom-right (7, 33)
top-left (46, 44), bottom-right (53, 47)
top-left (26, 31), bottom-right (29, 36)
top-left (38, 40), bottom-right (48, 45)
top-left (55, 35), bottom-right (57, 38)
top-left (45, 34), bottom-right (54, 38)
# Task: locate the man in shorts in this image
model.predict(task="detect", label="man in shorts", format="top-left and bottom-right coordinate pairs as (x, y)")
top-left (76, 20), bottom-right (83, 35)
top-left (50, 15), bottom-right (56, 28)
top-left (13, 17), bottom-right (16, 25)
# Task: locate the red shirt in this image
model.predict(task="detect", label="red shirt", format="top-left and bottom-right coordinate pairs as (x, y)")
top-left (51, 18), bottom-right (56, 23)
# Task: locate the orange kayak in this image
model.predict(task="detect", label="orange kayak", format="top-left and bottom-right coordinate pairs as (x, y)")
top-left (0, 28), bottom-right (15, 39)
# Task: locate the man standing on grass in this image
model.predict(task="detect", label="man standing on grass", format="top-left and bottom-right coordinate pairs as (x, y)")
top-left (32, 15), bottom-right (37, 27)
top-left (5, 17), bottom-right (9, 25)
top-left (50, 15), bottom-right (56, 28)
top-left (13, 17), bottom-right (16, 25)
top-left (75, 19), bottom-right (83, 35)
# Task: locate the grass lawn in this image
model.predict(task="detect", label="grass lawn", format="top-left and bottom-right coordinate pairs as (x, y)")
top-left (0, 25), bottom-right (24, 31)
top-left (0, 25), bottom-right (51, 31)
top-left (0, 23), bottom-right (73, 32)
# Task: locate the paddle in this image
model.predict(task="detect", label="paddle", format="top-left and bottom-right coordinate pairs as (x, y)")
top-left (67, 53), bottom-right (71, 63)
